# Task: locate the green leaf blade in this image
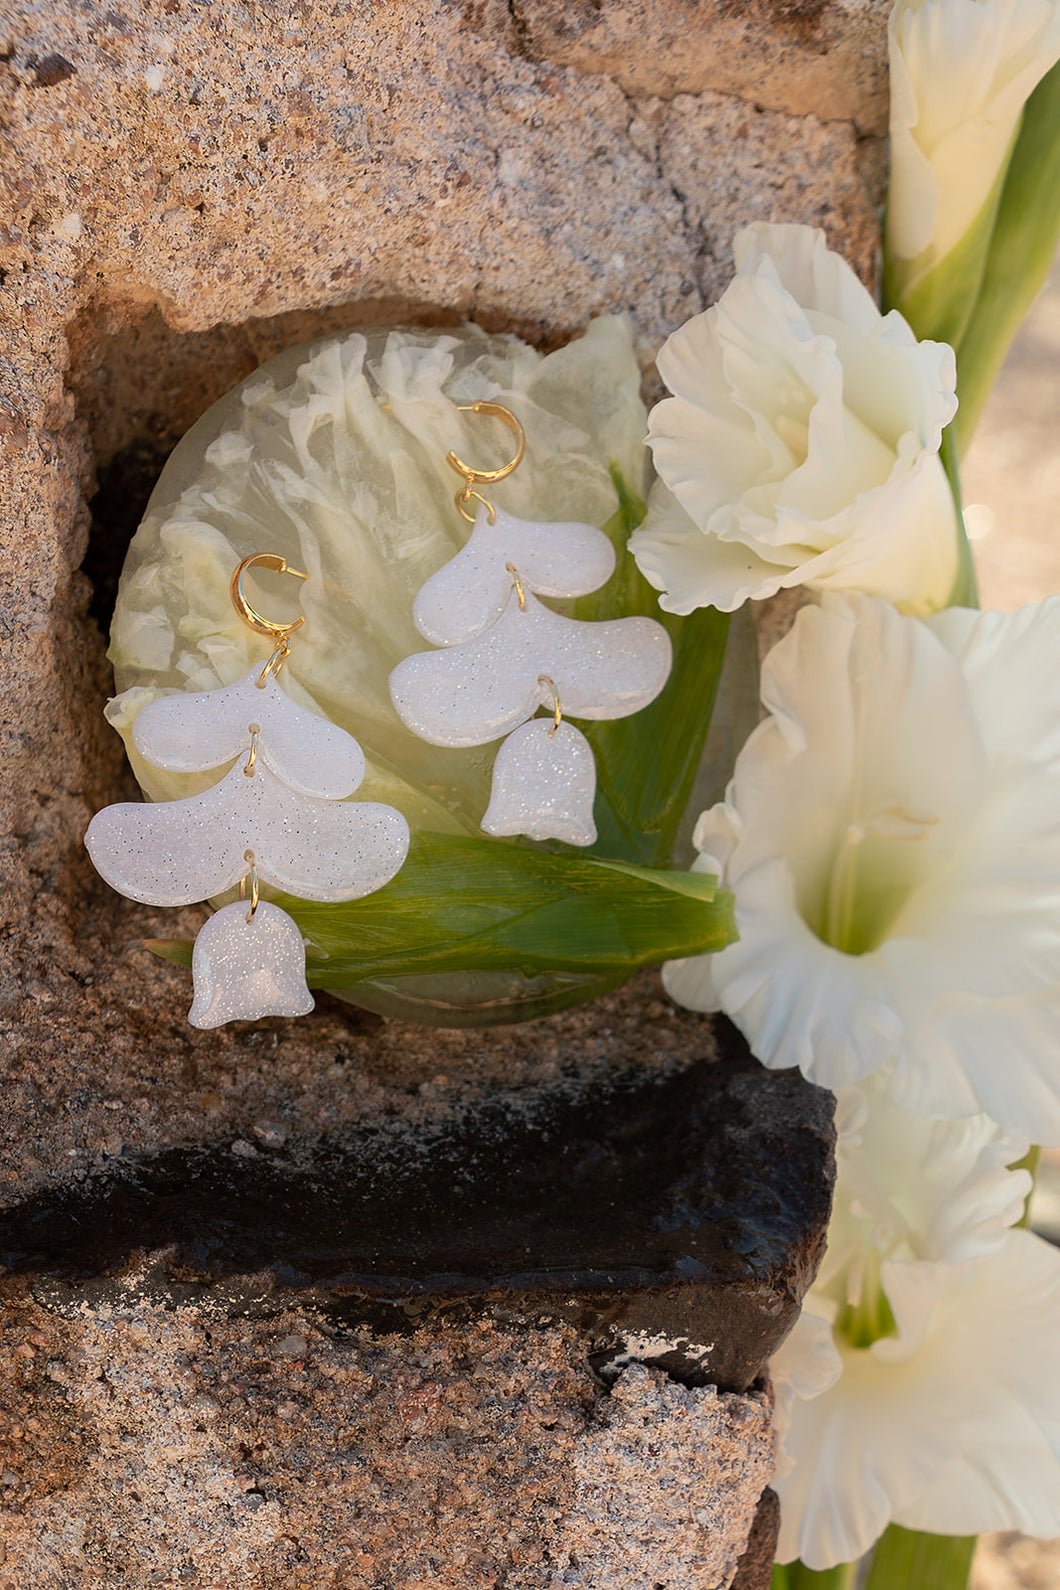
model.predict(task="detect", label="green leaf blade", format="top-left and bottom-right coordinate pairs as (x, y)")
top-left (952, 61), bottom-right (1060, 452)
top-left (573, 466), bottom-right (731, 867)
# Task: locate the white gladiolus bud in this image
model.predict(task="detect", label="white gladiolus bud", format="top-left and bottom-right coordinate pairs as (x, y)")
top-left (887, 0), bottom-right (1060, 291)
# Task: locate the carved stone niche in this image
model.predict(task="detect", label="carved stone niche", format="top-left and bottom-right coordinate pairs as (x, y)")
top-left (0, 2), bottom-right (886, 1584)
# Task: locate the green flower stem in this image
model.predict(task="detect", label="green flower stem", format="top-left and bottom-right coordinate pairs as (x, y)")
top-left (864, 1525), bottom-right (976, 1590)
top-left (577, 467), bottom-right (733, 866)
top-left (1013, 1143), bottom-right (1042, 1228)
top-left (772, 1560), bottom-right (858, 1590)
top-left (940, 425), bottom-right (979, 611)
top-left (953, 62), bottom-right (1060, 453)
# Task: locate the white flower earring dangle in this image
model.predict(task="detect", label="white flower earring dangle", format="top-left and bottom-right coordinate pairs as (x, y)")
top-left (388, 401), bottom-right (673, 844)
top-left (85, 553), bottom-right (410, 1028)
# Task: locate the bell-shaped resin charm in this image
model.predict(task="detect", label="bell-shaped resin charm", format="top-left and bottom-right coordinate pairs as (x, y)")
top-left (481, 718), bottom-right (598, 845)
top-left (189, 900), bottom-right (315, 1029)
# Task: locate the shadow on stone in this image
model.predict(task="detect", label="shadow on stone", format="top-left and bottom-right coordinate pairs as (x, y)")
top-left (2, 1018), bottom-right (834, 1393)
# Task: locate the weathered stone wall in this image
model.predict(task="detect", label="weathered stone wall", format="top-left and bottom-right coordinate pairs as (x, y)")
top-left (0, 2), bottom-right (882, 1583)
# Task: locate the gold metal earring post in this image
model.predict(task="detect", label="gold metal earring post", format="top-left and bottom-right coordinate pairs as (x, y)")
top-left (230, 552), bottom-right (309, 685)
top-left (447, 400), bottom-right (526, 524)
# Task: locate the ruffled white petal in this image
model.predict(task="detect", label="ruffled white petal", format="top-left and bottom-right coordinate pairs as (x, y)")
top-left (774, 1233), bottom-right (1060, 1567)
top-left (665, 594), bottom-right (1060, 1143)
top-left (638, 224), bottom-right (960, 615)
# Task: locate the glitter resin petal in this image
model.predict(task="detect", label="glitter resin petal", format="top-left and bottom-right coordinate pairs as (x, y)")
top-left (132, 667), bottom-right (366, 799)
top-left (411, 503), bottom-right (617, 645)
top-left (389, 590), bottom-right (672, 747)
top-left (84, 760), bottom-right (410, 905)
top-left (188, 900), bottom-right (315, 1028)
top-left (481, 719), bottom-right (598, 844)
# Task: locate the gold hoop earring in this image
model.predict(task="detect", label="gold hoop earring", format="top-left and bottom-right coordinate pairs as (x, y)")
top-left (230, 552), bottom-right (308, 685)
top-left (389, 404), bottom-right (673, 846)
top-left (85, 548), bottom-right (410, 1028)
top-left (446, 400), bottom-right (526, 524)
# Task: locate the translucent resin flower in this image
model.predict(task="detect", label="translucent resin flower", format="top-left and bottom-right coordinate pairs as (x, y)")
top-left (664, 593), bottom-right (1060, 1143)
top-left (630, 224), bottom-right (959, 616)
top-left (887, 0), bottom-right (1060, 297)
top-left (771, 1075), bottom-right (1060, 1568)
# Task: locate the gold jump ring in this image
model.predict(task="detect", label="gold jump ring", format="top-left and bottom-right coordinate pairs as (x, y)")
top-left (538, 675), bottom-right (562, 737)
top-left (239, 850), bottom-right (260, 921)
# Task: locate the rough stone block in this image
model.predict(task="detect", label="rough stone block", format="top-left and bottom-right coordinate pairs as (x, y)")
top-left (0, 1), bottom-right (884, 1581)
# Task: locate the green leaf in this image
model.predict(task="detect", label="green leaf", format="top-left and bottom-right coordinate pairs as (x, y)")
top-left (148, 831), bottom-right (737, 989)
top-left (940, 424), bottom-right (979, 610)
top-left (772, 1562), bottom-right (858, 1590)
top-left (952, 61), bottom-right (1060, 452)
top-left (573, 466), bottom-right (732, 866)
top-left (864, 1526), bottom-right (976, 1590)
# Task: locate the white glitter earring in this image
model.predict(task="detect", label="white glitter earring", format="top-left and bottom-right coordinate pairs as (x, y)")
top-left (388, 402), bottom-right (672, 845)
top-left (86, 554), bottom-right (410, 1028)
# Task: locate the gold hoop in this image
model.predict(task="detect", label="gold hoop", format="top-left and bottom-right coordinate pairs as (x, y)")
top-left (447, 401), bottom-right (526, 524)
top-left (230, 553), bottom-right (308, 640)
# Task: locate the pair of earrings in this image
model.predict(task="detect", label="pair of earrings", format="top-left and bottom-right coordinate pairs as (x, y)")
top-left (85, 403), bottom-right (671, 1028)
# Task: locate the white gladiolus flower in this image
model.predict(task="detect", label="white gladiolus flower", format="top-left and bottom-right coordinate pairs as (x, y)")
top-left (630, 224), bottom-right (959, 616)
top-left (887, 0), bottom-right (1060, 286)
top-left (770, 1077), bottom-right (1060, 1569)
top-left (664, 593), bottom-right (1060, 1143)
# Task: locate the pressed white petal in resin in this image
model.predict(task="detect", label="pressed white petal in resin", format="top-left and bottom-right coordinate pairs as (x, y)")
top-left (390, 590), bottom-right (672, 746)
top-left (412, 504), bottom-right (617, 646)
top-left (84, 760), bottom-right (410, 905)
top-left (482, 719), bottom-right (598, 844)
top-left (132, 667), bottom-right (365, 799)
top-left (189, 901), bottom-right (315, 1028)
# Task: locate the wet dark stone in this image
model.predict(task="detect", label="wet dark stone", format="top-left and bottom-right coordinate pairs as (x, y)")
top-left (0, 1019), bottom-right (835, 1391)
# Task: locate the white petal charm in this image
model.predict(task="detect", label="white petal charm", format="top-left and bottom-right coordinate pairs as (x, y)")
top-left (411, 503), bottom-right (617, 645)
top-left (482, 719), bottom-right (598, 844)
top-left (189, 901), bottom-right (315, 1029)
top-left (85, 759), bottom-right (410, 905)
top-left (85, 550), bottom-right (412, 1029)
top-left (391, 591), bottom-right (672, 744)
top-left (132, 667), bottom-right (365, 800)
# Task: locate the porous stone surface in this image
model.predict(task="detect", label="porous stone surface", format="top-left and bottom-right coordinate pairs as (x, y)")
top-left (0, 1292), bottom-right (773, 1589)
top-left (510, 0), bottom-right (890, 133)
top-left (0, 1), bottom-right (887, 1581)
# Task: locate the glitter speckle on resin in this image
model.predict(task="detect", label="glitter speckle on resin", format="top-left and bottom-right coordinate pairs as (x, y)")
top-left (189, 901), bottom-right (315, 1028)
top-left (132, 667), bottom-right (365, 800)
top-left (482, 719), bottom-right (598, 844)
top-left (390, 515), bottom-right (672, 844)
